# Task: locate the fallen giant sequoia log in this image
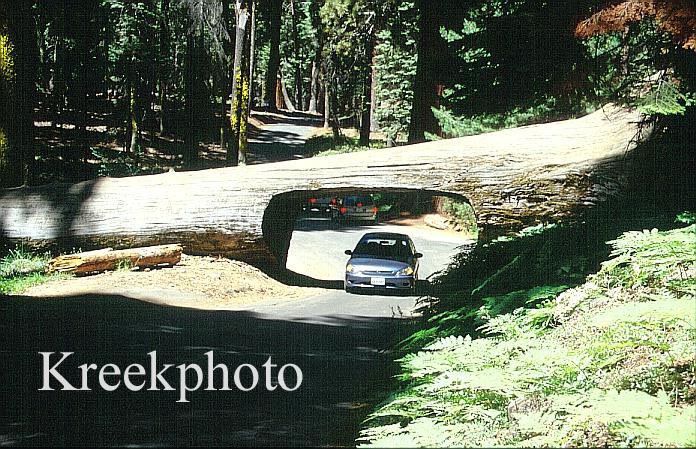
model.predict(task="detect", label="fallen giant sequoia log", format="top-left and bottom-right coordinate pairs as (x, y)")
top-left (0, 105), bottom-right (649, 266)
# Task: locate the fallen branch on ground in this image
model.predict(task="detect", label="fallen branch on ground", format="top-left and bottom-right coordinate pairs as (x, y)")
top-left (48, 244), bottom-right (183, 275)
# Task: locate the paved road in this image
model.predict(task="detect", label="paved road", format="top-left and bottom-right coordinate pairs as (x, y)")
top-left (0, 220), bottom-right (474, 446)
top-left (0, 292), bottom-right (415, 447)
top-left (287, 216), bottom-right (474, 283)
top-left (248, 113), bottom-right (322, 164)
top-left (0, 221), bottom-right (475, 446)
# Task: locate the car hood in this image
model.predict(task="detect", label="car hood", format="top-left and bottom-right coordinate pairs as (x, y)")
top-left (348, 257), bottom-right (412, 272)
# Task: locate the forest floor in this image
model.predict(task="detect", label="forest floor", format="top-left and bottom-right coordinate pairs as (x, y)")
top-left (22, 254), bottom-right (324, 310)
top-left (31, 103), bottom-right (328, 184)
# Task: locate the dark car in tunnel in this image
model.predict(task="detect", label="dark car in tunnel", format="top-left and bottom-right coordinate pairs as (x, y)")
top-left (344, 232), bottom-right (422, 293)
top-left (301, 196), bottom-right (339, 218)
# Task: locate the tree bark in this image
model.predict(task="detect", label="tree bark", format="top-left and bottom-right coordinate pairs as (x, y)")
top-left (263, 0), bottom-right (283, 111)
top-left (308, 0), bottom-right (323, 114)
top-left (0, 0), bottom-right (37, 187)
top-left (184, 30), bottom-right (198, 167)
top-left (229, 0), bottom-right (250, 166)
top-left (128, 81), bottom-right (139, 155)
top-left (360, 26), bottom-right (376, 147)
top-left (158, 0), bottom-right (170, 136)
top-left (290, 0), bottom-right (303, 110)
top-left (279, 69), bottom-right (296, 112)
top-left (248, 1), bottom-right (257, 112)
top-left (238, 3), bottom-right (253, 166)
top-left (408, 0), bottom-right (441, 143)
top-left (220, 0), bottom-right (234, 151)
top-left (0, 106), bottom-right (649, 266)
top-left (370, 53), bottom-right (378, 132)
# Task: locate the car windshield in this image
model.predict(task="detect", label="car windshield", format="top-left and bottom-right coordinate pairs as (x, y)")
top-left (353, 238), bottom-right (412, 261)
top-left (344, 196), bottom-right (374, 207)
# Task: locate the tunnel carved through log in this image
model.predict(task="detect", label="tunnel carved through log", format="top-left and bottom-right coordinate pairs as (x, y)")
top-left (0, 105), bottom-right (649, 266)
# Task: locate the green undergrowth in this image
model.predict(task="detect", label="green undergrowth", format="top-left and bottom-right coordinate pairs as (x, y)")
top-left (358, 223), bottom-right (696, 447)
top-left (305, 134), bottom-right (387, 157)
top-left (428, 98), bottom-right (599, 139)
top-left (0, 247), bottom-right (67, 294)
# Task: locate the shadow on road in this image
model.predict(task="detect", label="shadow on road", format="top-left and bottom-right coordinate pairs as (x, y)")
top-left (0, 293), bottom-right (412, 447)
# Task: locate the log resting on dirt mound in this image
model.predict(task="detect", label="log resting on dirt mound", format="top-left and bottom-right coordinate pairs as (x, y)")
top-left (0, 104), bottom-right (649, 266)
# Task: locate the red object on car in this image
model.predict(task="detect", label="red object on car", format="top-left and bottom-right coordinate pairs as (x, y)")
top-left (309, 197), bottom-right (317, 204)
top-left (340, 207), bottom-right (348, 214)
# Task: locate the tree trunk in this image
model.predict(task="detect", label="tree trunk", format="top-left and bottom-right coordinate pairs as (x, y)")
top-left (0, 0), bottom-right (37, 187)
top-left (229, 0), bottom-right (250, 166)
top-left (158, 0), bottom-right (170, 136)
top-left (359, 27), bottom-right (376, 147)
top-left (248, 1), bottom-right (257, 112)
top-left (52, 7), bottom-right (65, 130)
top-left (128, 81), bottom-right (139, 155)
top-left (370, 53), bottom-right (378, 132)
top-left (238, 3), bottom-right (253, 166)
top-left (308, 0), bottom-right (323, 114)
top-left (75, 1), bottom-right (90, 172)
top-left (323, 76), bottom-right (330, 128)
top-left (290, 0), bottom-right (303, 110)
top-left (279, 69), bottom-right (296, 112)
top-left (0, 106), bottom-right (649, 266)
top-left (263, 0), bottom-right (283, 111)
top-left (220, 0), bottom-right (234, 151)
top-left (184, 30), bottom-right (198, 167)
top-left (308, 61), bottom-right (321, 114)
top-left (408, 0), bottom-right (441, 144)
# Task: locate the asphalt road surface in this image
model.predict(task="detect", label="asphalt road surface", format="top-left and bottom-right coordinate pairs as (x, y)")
top-left (287, 215), bottom-right (475, 283)
top-left (0, 217), bottom-right (474, 447)
top-left (248, 113), bottom-right (322, 164)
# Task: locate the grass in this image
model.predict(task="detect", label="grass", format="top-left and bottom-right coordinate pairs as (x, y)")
top-left (0, 247), bottom-right (68, 294)
top-left (304, 130), bottom-right (388, 157)
top-left (358, 222), bottom-right (696, 447)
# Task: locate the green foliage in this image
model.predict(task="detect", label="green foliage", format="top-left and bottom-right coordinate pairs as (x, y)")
top-left (676, 211), bottom-right (696, 225)
top-left (92, 147), bottom-right (168, 177)
top-left (373, 1), bottom-right (417, 144)
top-left (438, 198), bottom-right (477, 236)
top-left (598, 225), bottom-right (696, 290)
top-left (636, 78), bottom-right (695, 116)
top-left (361, 223), bottom-right (696, 447)
top-left (0, 247), bottom-right (57, 294)
top-left (280, 0), bottom-right (315, 108)
top-left (0, 247), bottom-right (48, 278)
top-left (580, 18), bottom-right (695, 117)
top-left (115, 258), bottom-right (133, 271)
top-left (304, 133), bottom-right (385, 157)
top-left (432, 99), bottom-right (597, 138)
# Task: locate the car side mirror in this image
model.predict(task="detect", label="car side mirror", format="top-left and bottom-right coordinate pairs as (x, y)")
top-left (345, 250), bottom-right (353, 255)
top-left (414, 252), bottom-right (423, 259)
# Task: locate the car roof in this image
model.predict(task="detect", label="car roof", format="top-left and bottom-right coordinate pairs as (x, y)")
top-left (360, 232), bottom-right (411, 240)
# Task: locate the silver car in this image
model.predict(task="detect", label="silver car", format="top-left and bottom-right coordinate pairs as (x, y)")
top-left (344, 232), bottom-right (422, 293)
top-left (338, 195), bottom-right (378, 224)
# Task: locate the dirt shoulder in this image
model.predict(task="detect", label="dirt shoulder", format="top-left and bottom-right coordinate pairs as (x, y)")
top-left (23, 254), bottom-right (324, 310)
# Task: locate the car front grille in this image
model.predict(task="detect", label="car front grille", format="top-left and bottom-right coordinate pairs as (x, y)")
top-left (361, 270), bottom-right (396, 275)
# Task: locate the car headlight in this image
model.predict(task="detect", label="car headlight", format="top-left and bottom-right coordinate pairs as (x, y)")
top-left (346, 264), bottom-right (354, 273)
top-left (397, 266), bottom-right (414, 276)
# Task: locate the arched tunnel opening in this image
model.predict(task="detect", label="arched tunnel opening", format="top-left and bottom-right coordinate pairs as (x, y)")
top-left (262, 188), bottom-right (478, 293)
